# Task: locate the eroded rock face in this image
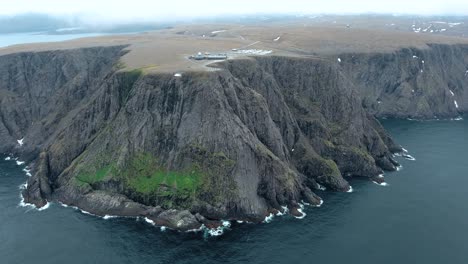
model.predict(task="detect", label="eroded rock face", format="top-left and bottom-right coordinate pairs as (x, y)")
top-left (1, 44), bottom-right (466, 230)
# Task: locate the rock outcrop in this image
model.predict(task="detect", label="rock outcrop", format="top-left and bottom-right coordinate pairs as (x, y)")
top-left (1, 43), bottom-right (466, 230)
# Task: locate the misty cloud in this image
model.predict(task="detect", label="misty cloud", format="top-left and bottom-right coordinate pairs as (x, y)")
top-left (0, 0), bottom-right (467, 23)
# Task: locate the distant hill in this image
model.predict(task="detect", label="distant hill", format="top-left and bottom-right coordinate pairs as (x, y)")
top-left (0, 13), bottom-right (72, 33)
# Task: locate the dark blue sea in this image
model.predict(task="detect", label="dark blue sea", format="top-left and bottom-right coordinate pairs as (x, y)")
top-left (1, 118), bottom-right (467, 264)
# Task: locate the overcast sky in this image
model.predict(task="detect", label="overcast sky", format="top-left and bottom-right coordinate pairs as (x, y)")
top-left (0, 0), bottom-right (467, 22)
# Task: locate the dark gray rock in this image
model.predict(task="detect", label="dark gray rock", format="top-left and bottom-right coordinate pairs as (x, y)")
top-left (1, 44), bottom-right (466, 231)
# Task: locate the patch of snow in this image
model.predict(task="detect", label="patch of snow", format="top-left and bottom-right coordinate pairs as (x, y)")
top-left (160, 226), bottom-right (167, 232)
top-left (273, 36), bottom-right (281, 42)
top-left (337, 58), bottom-right (341, 63)
top-left (316, 183), bottom-right (326, 191)
top-left (448, 22), bottom-right (463, 27)
top-left (452, 117), bottom-right (463, 121)
top-left (454, 100), bottom-right (459, 108)
top-left (402, 147), bottom-right (409, 153)
top-left (347, 185), bottom-right (354, 193)
top-left (235, 49), bottom-right (272, 55)
top-left (441, 28), bottom-right (447, 32)
top-left (103, 215), bottom-right (118, 220)
top-left (412, 55), bottom-right (418, 58)
top-left (450, 90), bottom-right (455, 96)
top-left (55, 27), bottom-right (83, 32)
top-left (17, 138), bottom-right (24, 146)
top-left (465, 70), bottom-right (468, 76)
top-left (174, 73), bottom-right (182, 77)
top-left (16, 160), bottom-right (25, 166)
top-left (5, 157), bottom-right (11, 161)
top-left (211, 30), bottom-right (227, 34)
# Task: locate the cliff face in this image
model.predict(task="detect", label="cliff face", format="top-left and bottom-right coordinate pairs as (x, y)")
top-left (338, 44), bottom-right (468, 119)
top-left (1, 44), bottom-right (466, 230)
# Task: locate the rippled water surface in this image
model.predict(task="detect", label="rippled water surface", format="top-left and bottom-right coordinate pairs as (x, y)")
top-left (1, 118), bottom-right (467, 264)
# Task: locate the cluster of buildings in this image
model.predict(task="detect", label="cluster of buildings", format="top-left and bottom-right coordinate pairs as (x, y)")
top-left (190, 52), bottom-right (228, 60)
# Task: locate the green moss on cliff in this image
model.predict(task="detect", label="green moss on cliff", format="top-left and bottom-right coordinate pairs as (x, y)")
top-left (71, 145), bottom-right (237, 209)
top-left (121, 153), bottom-right (201, 196)
top-left (322, 158), bottom-right (341, 176)
top-left (350, 146), bottom-right (375, 162)
top-left (75, 165), bottom-right (114, 185)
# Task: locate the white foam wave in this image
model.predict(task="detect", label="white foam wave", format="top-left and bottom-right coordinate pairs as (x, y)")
top-left (80, 209), bottom-right (96, 216)
top-left (347, 185), bottom-right (354, 193)
top-left (103, 215), bottom-right (118, 220)
top-left (403, 154), bottom-right (416, 161)
top-left (37, 202), bottom-right (50, 211)
top-left (263, 213), bottom-right (274, 223)
top-left (311, 199), bottom-right (324, 208)
top-left (19, 182), bottom-right (28, 190)
top-left (18, 191), bottom-right (49, 211)
top-left (373, 181), bottom-right (389, 186)
top-left (16, 160), bottom-right (25, 165)
top-left (402, 147), bottom-right (409, 153)
top-left (23, 168), bottom-right (32, 177)
top-left (294, 208), bottom-right (306, 219)
top-left (396, 165), bottom-right (403, 171)
top-left (206, 220), bottom-right (231, 237)
top-left (5, 157), bottom-right (11, 161)
top-left (452, 117), bottom-right (463, 121)
top-left (144, 217), bottom-right (155, 225)
top-left (186, 225), bottom-right (204, 233)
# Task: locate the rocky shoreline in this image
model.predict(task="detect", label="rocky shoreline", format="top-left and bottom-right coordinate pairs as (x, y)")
top-left (1, 43), bottom-right (466, 232)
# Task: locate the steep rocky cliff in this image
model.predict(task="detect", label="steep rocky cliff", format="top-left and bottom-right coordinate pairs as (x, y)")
top-left (1, 43), bottom-right (466, 230)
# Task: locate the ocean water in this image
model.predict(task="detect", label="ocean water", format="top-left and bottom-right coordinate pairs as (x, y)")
top-left (0, 32), bottom-right (113, 48)
top-left (1, 118), bottom-right (467, 264)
